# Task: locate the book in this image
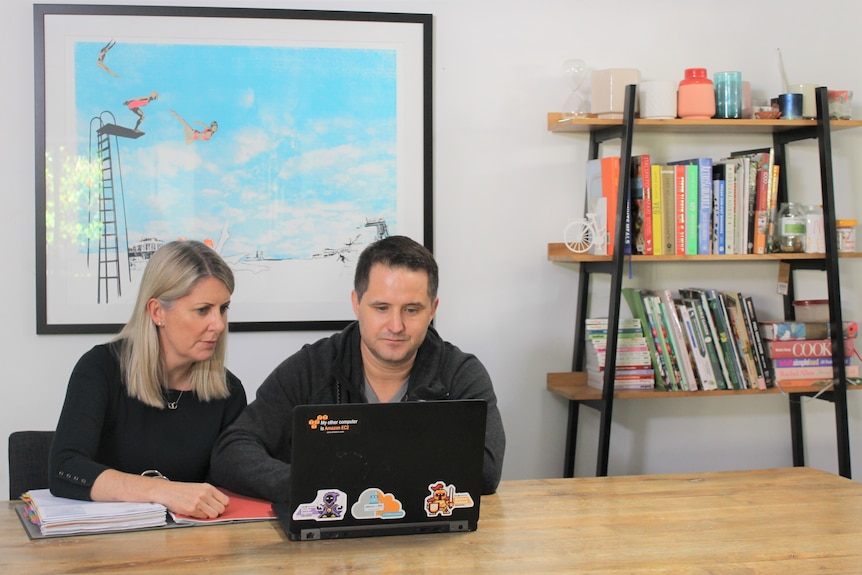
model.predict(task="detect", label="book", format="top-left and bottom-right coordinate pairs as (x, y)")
top-left (602, 156), bottom-right (621, 255)
top-left (764, 338), bottom-right (856, 358)
top-left (711, 168), bottom-right (726, 254)
top-left (660, 165), bottom-right (676, 256)
top-left (678, 288), bottom-right (731, 390)
top-left (759, 321), bottom-right (858, 341)
top-left (742, 295), bottom-right (774, 388)
top-left (22, 489), bottom-right (167, 537)
top-left (723, 156), bottom-right (749, 254)
top-left (622, 287), bottom-right (669, 390)
top-left (584, 318), bottom-right (655, 390)
top-left (626, 166), bottom-right (640, 256)
top-left (773, 378), bottom-right (846, 388)
top-left (773, 364), bottom-right (860, 380)
top-left (650, 163), bottom-right (663, 255)
top-left (644, 292), bottom-right (682, 391)
top-left (585, 158), bottom-right (607, 255)
top-left (724, 161), bottom-right (738, 254)
top-left (674, 164), bottom-right (687, 255)
top-left (702, 288), bottom-right (746, 389)
top-left (669, 158), bottom-right (712, 255)
top-left (679, 301), bottom-right (720, 390)
top-left (651, 289), bottom-right (698, 391)
top-left (169, 490), bottom-right (275, 525)
top-left (634, 154), bottom-right (653, 255)
top-left (765, 162), bottom-right (780, 252)
top-left (682, 292), bottom-right (728, 390)
top-left (771, 357), bottom-right (852, 367)
top-left (731, 149), bottom-right (771, 254)
top-left (723, 292), bottom-right (765, 389)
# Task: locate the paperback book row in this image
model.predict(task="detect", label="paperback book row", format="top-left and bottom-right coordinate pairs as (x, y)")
top-left (586, 287), bottom-right (859, 392)
top-left (587, 148), bottom-right (782, 257)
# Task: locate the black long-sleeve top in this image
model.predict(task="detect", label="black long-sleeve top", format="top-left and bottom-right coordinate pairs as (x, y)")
top-left (49, 342), bottom-right (246, 500)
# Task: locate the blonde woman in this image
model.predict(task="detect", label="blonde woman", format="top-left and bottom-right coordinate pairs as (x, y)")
top-left (50, 241), bottom-right (246, 519)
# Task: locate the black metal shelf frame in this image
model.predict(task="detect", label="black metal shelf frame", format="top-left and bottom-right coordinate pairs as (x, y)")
top-left (563, 85), bottom-right (852, 479)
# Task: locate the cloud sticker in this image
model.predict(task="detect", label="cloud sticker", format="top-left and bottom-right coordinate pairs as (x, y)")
top-left (351, 488), bottom-right (406, 520)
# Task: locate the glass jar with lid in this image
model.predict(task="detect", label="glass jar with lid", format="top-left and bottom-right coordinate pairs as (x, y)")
top-left (777, 202), bottom-right (806, 253)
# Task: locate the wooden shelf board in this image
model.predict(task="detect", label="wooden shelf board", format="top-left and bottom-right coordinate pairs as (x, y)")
top-left (547, 113), bottom-right (862, 134)
top-left (547, 243), bottom-right (862, 262)
top-left (547, 372), bottom-right (858, 400)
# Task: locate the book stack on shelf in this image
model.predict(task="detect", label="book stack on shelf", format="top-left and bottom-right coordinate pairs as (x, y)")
top-left (758, 321), bottom-right (860, 387)
top-left (622, 287), bottom-right (772, 392)
top-left (628, 147), bottom-right (781, 256)
top-left (585, 317), bottom-right (655, 390)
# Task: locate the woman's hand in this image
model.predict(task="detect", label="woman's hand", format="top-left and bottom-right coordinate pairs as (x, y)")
top-left (159, 481), bottom-right (230, 518)
top-left (90, 469), bottom-right (230, 518)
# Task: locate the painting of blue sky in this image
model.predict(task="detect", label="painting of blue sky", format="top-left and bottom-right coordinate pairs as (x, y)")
top-left (74, 40), bottom-right (397, 260)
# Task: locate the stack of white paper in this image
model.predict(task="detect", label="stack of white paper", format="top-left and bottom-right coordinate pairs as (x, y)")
top-left (24, 489), bottom-right (167, 536)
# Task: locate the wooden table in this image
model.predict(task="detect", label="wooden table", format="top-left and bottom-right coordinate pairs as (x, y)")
top-left (2, 467), bottom-right (859, 574)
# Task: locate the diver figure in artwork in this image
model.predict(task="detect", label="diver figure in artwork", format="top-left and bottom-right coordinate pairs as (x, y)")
top-left (124, 91), bottom-right (158, 132)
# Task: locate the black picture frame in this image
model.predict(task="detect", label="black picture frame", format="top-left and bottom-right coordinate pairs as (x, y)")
top-left (34, 4), bottom-right (433, 334)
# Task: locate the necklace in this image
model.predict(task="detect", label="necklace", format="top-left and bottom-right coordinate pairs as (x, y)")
top-left (166, 390), bottom-right (184, 410)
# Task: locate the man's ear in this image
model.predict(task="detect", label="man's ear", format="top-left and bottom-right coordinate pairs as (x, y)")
top-left (351, 290), bottom-right (360, 318)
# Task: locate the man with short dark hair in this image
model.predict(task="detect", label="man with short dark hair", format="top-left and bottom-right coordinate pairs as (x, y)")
top-left (210, 235), bottom-right (505, 503)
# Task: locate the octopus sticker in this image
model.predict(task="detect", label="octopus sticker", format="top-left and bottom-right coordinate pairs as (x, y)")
top-left (292, 489), bottom-right (347, 522)
top-left (425, 482), bottom-right (475, 517)
top-left (351, 488), bottom-right (406, 520)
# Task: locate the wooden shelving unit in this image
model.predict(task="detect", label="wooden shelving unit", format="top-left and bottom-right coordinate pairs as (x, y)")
top-left (547, 86), bottom-right (856, 479)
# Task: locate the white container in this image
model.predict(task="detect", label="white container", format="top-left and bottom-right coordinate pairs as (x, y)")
top-left (638, 80), bottom-right (677, 119)
top-left (793, 299), bottom-right (830, 322)
top-left (591, 68), bottom-right (640, 119)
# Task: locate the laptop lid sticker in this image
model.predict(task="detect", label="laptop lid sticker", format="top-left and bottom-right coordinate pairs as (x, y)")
top-left (424, 482), bottom-right (474, 517)
top-left (351, 488), bottom-right (407, 520)
top-left (292, 489), bottom-right (347, 522)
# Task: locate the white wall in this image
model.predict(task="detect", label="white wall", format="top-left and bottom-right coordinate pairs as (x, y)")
top-left (2, 0), bottom-right (861, 498)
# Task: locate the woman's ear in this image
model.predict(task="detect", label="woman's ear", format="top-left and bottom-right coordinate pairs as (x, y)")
top-left (146, 298), bottom-right (164, 327)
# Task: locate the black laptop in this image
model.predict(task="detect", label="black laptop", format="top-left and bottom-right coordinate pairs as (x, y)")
top-left (275, 399), bottom-right (487, 541)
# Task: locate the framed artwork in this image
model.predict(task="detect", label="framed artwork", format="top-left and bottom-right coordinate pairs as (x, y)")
top-left (34, 4), bottom-right (433, 334)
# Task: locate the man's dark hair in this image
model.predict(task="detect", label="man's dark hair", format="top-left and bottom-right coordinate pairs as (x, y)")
top-left (354, 235), bottom-right (438, 302)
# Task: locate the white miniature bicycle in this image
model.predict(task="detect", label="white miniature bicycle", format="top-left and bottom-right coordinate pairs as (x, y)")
top-left (563, 213), bottom-right (606, 254)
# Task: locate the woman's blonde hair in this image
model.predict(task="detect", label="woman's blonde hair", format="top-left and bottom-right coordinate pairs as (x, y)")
top-left (113, 240), bottom-right (235, 408)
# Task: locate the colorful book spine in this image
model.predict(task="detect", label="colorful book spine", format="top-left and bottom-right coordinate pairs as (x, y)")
top-left (774, 365), bottom-right (859, 380)
top-left (715, 178), bottom-right (726, 255)
top-left (685, 164), bottom-right (698, 255)
top-left (723, 292), bottom-right (764, 389)
top-left (650, 163), bottom-right (663, 256)
top-left (602, 156), bottom-right (621, 255)
top-left (742, 295), bottom-right (774, 388)
top-left (679, 301), bottom-right (719, 390)
top-left (679, 288), bottom-right (731, 390)
top-left (704, 289), bottom-right (745, 389)
top-left (585, 158), bottom-right (607, 255)
top-left (652, 289), bottom-right (698, 391)
top-left (669, 158), bottom-right (713, 255)
top-left (697, 161), bottom-right (714, 255)
top-left (674, 165), bottom-right (687, 255)
top-left (622, 287), bottom-right (668, 390)
top-left (764, 339), bottom-right (856, 358)
top-left (771, 357), bottom-right (852, 368)
top-left (660, 165), bottom-right (676, 256)
top-left (723, 159), bottom-right (736, 255)
top-left (637, 155), bottom-right (653, 255)
top-left (765, 160), bottom-right (779, 252)
top-left (753, 163), bottom-right (770, 254)
top-left (759, 321), bottom-right (858, 341)
top-left (644, 293), bottom-right (682, 391)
